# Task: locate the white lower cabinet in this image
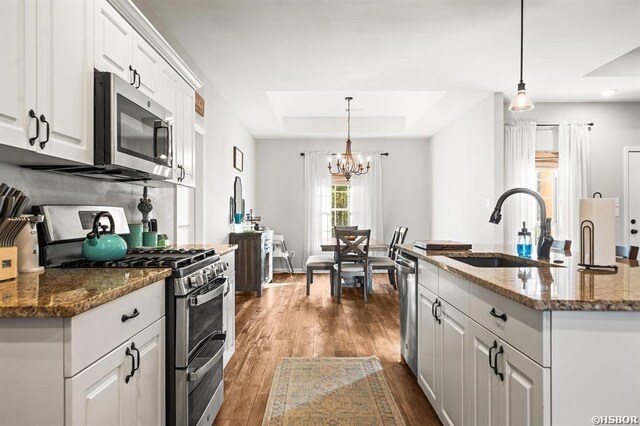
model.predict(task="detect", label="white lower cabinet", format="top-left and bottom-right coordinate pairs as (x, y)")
top-left (418, 273), bottom-right (549, 426)
top-left (0, 281), bottom-right (166, 425)
top-left (66, 317), bottom-right (165, 426)
top-left (500, 338), bottom-right (548, 426)
top-left (417, 285), bottom-right (440, 407)
top-left (469, 320), bottom-right (501, 426)
top-left (65, 338), bottom-right (137, 426)
top-left (468, 320), bottom-right (548, 426)
top-left (439, 299), bottom-right (470, 426)
top-left (418, 285), bottom-right (470, 426)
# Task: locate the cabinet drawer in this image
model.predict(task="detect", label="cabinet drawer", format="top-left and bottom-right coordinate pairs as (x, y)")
top-left (469, 283), bottom-right (550, 367)
top-left (438, 270), bottom-right (470, 314)
top-left (417, 259), bottom-right (438, 294)
top-left (64, 280), bottom-right (165, 377)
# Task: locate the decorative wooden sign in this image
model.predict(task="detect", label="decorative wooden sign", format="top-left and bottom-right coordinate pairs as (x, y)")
top-left (195, 92), bottom-right (205, 117)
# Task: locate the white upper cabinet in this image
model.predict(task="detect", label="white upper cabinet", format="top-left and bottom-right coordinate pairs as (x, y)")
top-left (94, 0), bottom-right (133, 83)
top-left (95, 0), bottom-right (164, 106)
top-left (160, 63), bottom-right (179, 116)
top-left (171, 78), bottom-right (196, 187)
top-left (0, 0), bottom-right (37, 152)
top-left (36, 0), bottom-right (93, 164)
top-left (179, 80), bottom-right (196, 187)
top-left (132, 32), bottom-right (161, 100)
top-left (0, 0), bottom-right (92, 164)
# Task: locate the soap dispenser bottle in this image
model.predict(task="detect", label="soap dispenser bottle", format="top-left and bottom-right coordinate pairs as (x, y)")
top-left (517, 222), bottom-right (533, 257)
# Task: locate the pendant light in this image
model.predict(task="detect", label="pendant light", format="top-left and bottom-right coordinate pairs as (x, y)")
top-left (328, 97), bottom-right (370, 181)
top-left (508, 0), bottom-right (534, 112)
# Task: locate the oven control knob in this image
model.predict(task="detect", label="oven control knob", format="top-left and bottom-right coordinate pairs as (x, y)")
top-left (188, 274), bottom-right (203, 288)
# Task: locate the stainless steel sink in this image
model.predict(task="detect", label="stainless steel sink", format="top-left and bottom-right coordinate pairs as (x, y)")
top-left (446, 255), bottom-right (557, 268)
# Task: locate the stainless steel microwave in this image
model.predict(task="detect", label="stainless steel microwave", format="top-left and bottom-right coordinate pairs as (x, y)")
top-left (94, 70), bottom-right (173, 180)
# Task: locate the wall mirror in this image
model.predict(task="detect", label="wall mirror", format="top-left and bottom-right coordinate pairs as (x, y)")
top-left (234, 177), bottom-right (243, 216)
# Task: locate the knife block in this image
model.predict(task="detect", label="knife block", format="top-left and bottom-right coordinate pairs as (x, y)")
top-left (0, 246), bottom-right (18, 281)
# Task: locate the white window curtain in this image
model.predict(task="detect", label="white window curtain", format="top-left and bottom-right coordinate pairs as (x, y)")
top-left (350, 153), bottom-right (384, 243)
top-left (504, 122), bottom-right (537, 244)
top-left (303, 152), bottom-right (332, 263)
top-left (558, 122), bottom-right (590, 242)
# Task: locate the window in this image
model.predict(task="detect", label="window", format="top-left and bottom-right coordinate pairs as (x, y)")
top-left (331, 181), bottom-right (351, 236)
top-left (536, 151), bottom-right (558, 235)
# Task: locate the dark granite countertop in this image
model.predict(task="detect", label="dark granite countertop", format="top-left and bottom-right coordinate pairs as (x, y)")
top-left (0, 268), bottom-right (171, 318)
top-left (397, 243), bottom-right (640, 311)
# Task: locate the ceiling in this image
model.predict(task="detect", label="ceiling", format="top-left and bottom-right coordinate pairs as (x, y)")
top-left (142, 0), bottom-right (640, 139)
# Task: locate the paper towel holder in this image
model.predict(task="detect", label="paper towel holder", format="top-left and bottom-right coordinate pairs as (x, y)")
top-left (578, 219), bottom-right (618, 272)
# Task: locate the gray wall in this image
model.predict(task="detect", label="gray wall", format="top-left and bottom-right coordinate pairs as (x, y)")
top-left (427, 93), bottom-right (505, 244)
top-left (504, 102), bottom-right (640, 243)
top-left (0, 163), bottom-right (175, 235)
top-left (131, 0), bottom-right (258, 245)
top-left (255, 138), bottom-right (430, 270)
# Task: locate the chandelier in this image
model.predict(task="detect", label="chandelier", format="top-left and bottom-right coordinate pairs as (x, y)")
top-left (328, 97), bottom-right (370, 181)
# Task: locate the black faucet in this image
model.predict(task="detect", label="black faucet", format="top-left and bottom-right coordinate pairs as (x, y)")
top-left (489, 187), bottom-right (554, 259)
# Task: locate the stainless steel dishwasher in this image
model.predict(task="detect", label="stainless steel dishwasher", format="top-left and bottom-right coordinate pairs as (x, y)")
top-left (395, 253), bottom-right (418, 376)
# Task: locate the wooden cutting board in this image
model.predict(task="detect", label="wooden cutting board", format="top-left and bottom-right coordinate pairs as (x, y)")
top-left (413, 240), bottom-right (472, 250)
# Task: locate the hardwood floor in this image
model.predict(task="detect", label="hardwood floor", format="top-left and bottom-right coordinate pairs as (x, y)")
top-left (214, 273), bottom-right (441, 426)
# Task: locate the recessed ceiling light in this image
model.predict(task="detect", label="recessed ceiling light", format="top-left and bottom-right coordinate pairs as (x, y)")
top-left (600, 89), bottom-right (618, 97)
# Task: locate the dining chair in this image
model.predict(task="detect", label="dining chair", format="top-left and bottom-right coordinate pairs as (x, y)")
top-left (334, 229), bottom-right (371, 303)
top-left (334, 225), bottom-right (358, 232)
top-left (306, 254), bottom-right (336, 296)
top-left (394, 227), bottom-right (409, 258)
top-left (616, 245), bottom-right (639, 260)
top-left (369, 226), bottom-right (409, 289)
top-left (552, 240), bottom-right (572, 251)
top-left (369, 227), bottom-right (400, 289)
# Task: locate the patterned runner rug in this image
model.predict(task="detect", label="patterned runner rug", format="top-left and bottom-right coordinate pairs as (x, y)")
top-left (262, 356), bottom-right (406, 425)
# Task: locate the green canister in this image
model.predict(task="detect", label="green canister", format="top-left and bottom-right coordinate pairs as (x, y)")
top-left (128, 223), bottom-right (143, 248)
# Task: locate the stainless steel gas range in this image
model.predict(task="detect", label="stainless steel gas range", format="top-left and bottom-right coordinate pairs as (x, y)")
top-left (35, 205), bottom-right (228, 426)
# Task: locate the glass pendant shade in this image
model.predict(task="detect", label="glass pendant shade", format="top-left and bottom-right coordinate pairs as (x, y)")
top-left (508, 82), bottom-right (535, 112)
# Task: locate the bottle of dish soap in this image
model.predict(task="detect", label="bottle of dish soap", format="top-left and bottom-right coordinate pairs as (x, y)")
top-left (517, 222), bottom-right (533, 258)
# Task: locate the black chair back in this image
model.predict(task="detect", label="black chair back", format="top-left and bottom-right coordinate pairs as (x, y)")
top-left (335, 229), bottom-right (371, 264)
top-left (552, 240), bottom-right (572, 250)
top-left (389, 227), bottom-right (409, 260)
top-left (387, 227), bottom-right (400, 258)
top-left (616, 245), bottom-right (639, 260)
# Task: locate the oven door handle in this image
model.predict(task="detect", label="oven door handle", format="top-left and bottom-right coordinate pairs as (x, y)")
top-left (187, 333), bottom-right (226, 382)
top-left (189, 278), bottom-right (227, 307)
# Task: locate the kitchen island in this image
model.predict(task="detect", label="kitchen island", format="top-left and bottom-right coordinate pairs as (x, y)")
top-left (397, 243), bottom-right (640, 426)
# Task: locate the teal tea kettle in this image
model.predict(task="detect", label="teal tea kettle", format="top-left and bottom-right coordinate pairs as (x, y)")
top-left (82, 211), bottom-right (128, 262)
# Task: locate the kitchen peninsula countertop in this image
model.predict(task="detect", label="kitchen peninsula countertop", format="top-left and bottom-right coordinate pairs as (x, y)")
top-left (0, 268), bottom-right (171, 318)
top-left (397, 243), bottom-right (640, 311)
